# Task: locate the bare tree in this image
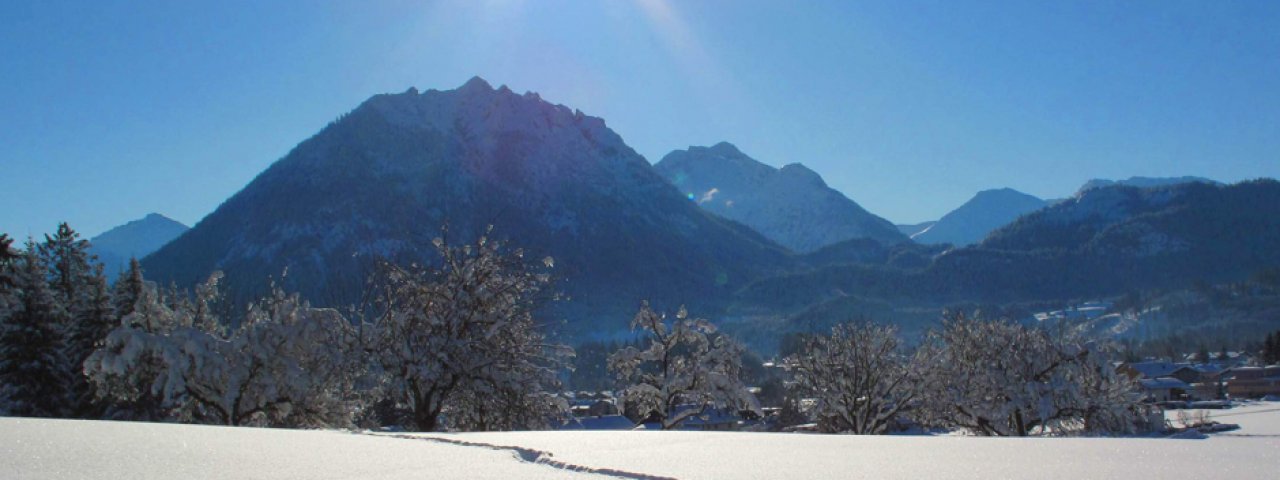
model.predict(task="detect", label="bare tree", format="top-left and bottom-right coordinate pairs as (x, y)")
top-left (369, 229), bottom-right (570, 431)
top-left (787, 322), bottom-right (923, 434)
top-left (609, 303), bottom-right (758, 430)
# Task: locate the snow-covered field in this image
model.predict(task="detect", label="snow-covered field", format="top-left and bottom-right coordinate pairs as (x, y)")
top-left (4, 403), bottom-right (1278, 479)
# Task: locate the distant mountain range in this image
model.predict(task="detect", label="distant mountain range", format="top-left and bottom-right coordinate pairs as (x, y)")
top-left (89, 213), bottom-right (188, 279)
top-left (909, 188), bottom-right (1048, 247)
top-left (654, 142), bottom-right (906, 252)
top-left (901, 177), bottom-right (1217, 248)
top-left (124, 77), bottom-right (1276, 346)
top-left (740, 180), bottom-right (1280, 312)
top-left (142, 78), bottom-right (788, 337)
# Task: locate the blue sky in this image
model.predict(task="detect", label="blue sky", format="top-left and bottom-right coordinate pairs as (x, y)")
top-left (2, 0), bottom-right (1278, 237)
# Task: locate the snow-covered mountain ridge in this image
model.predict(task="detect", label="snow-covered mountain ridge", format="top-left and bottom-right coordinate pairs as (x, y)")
top-left (655, 142), bottom-right (906, 252)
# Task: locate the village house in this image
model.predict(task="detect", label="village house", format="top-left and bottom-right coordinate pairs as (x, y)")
top-left (1139, 377), bottom-right (1191, 402)
top-left (1224, 366), bottom-right (1280, 399)
top-left (1117, 361), bottom-right (1201, 402)
top-left (1116, 361), bottom-right (1201, 384)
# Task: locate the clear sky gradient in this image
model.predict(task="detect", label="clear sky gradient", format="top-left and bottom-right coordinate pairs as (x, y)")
top-left (2, 0), bottom-right (1278, 238)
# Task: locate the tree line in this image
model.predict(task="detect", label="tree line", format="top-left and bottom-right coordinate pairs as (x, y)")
top-left (0, 224), bottom-right (571, 431)
top-left (2, 224), bottom-right (1158, 435)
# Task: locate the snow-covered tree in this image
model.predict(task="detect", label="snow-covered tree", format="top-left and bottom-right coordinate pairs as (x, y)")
top-left (174, 282), bottom-right (359, 427)
top-left (609, 303), bottom-right (758, 430)
top-left (787, 322), bottom-right (924, 434)
top-left (87, 278), bottom-right (180, 421)
top-left (914, 311), bottom-right (1153, 436)
top-left (87, 274), bottom-right (362, 427)
top-left (369, 230), bottom-right (570, 432)
top-left (0, 246), bottom-right (72, 417)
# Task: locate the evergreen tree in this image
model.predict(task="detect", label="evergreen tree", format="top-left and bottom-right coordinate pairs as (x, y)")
top-left (39, 223), bottom-right (112, 417)
top-left (0, 234), bottom-right (18, 318)
top-left (67, 266), bottom-right (115, 416)
top-left (39, 223), bottom-right (96, 312)
top-left (0, 234), bottom-right (16, 288)
top-left (0, 246), bottom-right (72, 417)
top-left (0, 234), bottom-right (20, 401)
top-left (1264, 332), bottom-right (1278, 365)
top-left (113, 258), bottom-right (145, 320)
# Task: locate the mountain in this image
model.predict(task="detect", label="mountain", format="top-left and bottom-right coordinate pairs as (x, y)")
top-left (142, 78), bottom-right (789, 337)
top-left (938, 179), bottom-right (1280, 300)
top-left (1076, 176), bottom-right (1218, 194)
top-left (896, 221), bottom-right (935, 237)
top-left (90, 213), bottom-right (189, 279)
top-left (731, 180), bottom-right (1280, 349)
top-left (653, 142), bottom-right (907, 252)
top-left (910, 188), bottom-right (1047, 246)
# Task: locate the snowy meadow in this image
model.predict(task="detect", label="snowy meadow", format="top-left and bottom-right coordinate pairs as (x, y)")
top-left (3, 402), bottom-right (1278, 479)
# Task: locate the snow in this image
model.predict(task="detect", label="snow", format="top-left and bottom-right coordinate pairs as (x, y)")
top-left (1169, 400), bottom-right (1280, 437)
top-left (4, 403), bottom-right (1278, 479)
top-left (0, 418), bottom-right (596, 480)
top-left (403, 425), bottom-right (1279, 479)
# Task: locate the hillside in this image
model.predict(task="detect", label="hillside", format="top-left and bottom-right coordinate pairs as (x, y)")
top-left (732, 180), bottom-right (1280, 346)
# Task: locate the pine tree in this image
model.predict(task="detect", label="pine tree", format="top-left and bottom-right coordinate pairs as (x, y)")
top-left (0, 234), bottom-right (18, 318)
top-left (113, 258), bottom-right (145, 320)
top-left (0, 235), bottom-right (20, 389)
top-left (67, 266), bottom-right (115, 417)
top-left (0, 246), bottom-right (72, 417)
top-left (0, 234), bottom-right (16, 288)
top-left (39, 223), bottom-right (96, 312)
top-left (1265, 332), bottom-right (1278, 365)
top-left (39, 223), bottom-right (111, 417)
top-left (1272, 332), bottom-right (1279, 365)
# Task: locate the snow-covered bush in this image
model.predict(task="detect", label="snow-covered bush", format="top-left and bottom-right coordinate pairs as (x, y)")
top-left (85, 280), bottom-right (179, 421)
top-left (369, 230), bottom-right (571, 432)
top-left (787, 322), bottom-right (924, 434)
top-left (609, 303), bottom-right (758, 429)
top-left (914, 311), bottom-right (1153, 436)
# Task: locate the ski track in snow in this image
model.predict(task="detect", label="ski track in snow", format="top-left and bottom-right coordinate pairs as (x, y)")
top-left (368, 433), bottom-right (677, 480)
